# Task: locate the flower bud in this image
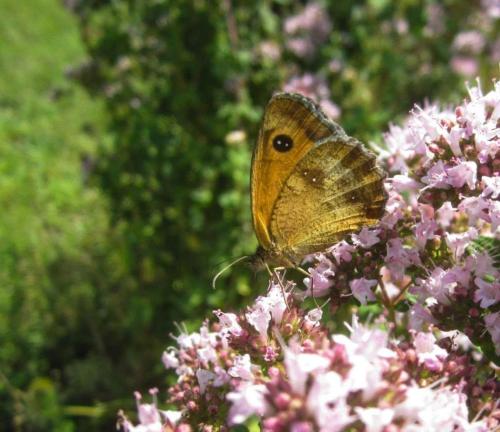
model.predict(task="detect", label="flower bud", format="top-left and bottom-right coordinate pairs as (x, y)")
top-left (274, 392), bottom-right (291, 410)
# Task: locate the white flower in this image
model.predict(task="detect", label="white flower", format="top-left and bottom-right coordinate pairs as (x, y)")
top-left (305, 307), bottom-right (323, 326)
top-left (245, 298), bottom-right (271, 342)
top-left (446, 161), bottom-right (477, 189)
top-left (228, 354), bottom-right (254, 381)
top-left (161, 349), bottom-right (179, 369)
top-left (473, 278), bottom-right (500, 308)
top-left (351, 227), bottom-right (381, 248)
top-left (196, 369), bottom-right (216, 394)
top-left (436, 201), bottom-right (456, 228)
top-left (355, 407), bottom-right (394, 432)
top-left (413, 332), bottom-right (448, 370)
top-left (284, 349), bottom-right (331, 396)
top-left (349, 278), bottom-right (377, 305)
top-left (481, 176), bottom-right (500, 199)
top-left (214, 310), bottom-right (243, 337)
top-left (395, 386), bottom-right (472, 430)
top-left (445, 228), bottom-right (478, 258)
top-left (306, 372), bottom-right (354, 432)
top-left (484, 312), bottom-right (500, 355)
top-left (226, 383), bottom-right (269, 425)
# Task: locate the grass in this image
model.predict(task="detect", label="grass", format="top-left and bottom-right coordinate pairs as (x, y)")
top-left (0, 1), bottom-right (114, 429)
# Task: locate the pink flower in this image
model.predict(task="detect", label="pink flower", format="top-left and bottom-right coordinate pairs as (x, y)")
top-left (351, 227), bottom-right (381, 248)
top-left (390, 174), bottom-right (422, 193)
top-left (305, 307), bottom-right (323, 326)
top-left (228, 354), bottom-right (254, 381)
top-left (409, 303), bottom-right (437, 330)
top-left (482, 0), bottom-right (500, 18)
top-left (446, 161), bottom-right (477, 189)
top-left (214, 310), bottom-right (243, 337)
top-left (421, 160), bottom-right (450, 189)
top-left (443, 125), bottom-right (464, 156)
top-left (481, 176), bottom-right (500, 199)
top-left (319, 99), bottom-right (341, 120)
top-left (489, 200), bottom-right (500, 232)
top-left (484, 312), bottom-right (500, 355)
top-left (468, 251), bottom-right (498, 279)
top-left (284, 349), bottom-right (330, 395)
top-left (385, 238), bottom-right (421, 281)
top-left (227, 383), bottom-right (269, 425)
top-left (451, 56), bottom-right (479, 76)
top-left (355, 407), bottom-right (394, 432)
top-left (286, 38), bottom-right (315, 59)
top-left (414, 267), bottom-right (456, 305)
top-left (445, 228), bottom-right (478, 258)
top-left (453, 30), bottom-right (486, 54)
top-left (436, 201), bottom-right (456, 228)
top-left (304, 254), bottom-right (335, 297)
top-left (442, 265), bottom-right (471, 287)
top-left (458, 197), bottom-right (489, 225)
top-left (394, 386), bottom-right (474, 430)
top-left (413, 332), bottom-right (448, 371)
top-left (266, 282), bottom-right (288, 324)
top-left (283, 2), bottom-right (331, 58)
top-left (246, 299), bottom-right (271, 342)
top-left (136, 390), bottom-right (160, 424)
top-left (306, 372), bottom-right (353, 432)
top-left (380, 188), bottom-right (406, 228)
top-left (350, 278), bottom-right (377, 305)
top-left (291, 422), bottom-right (314, 432)
top-left (162, 349), bottom-right (179, 369)
top-left (328, 240), bottom-right (355, 264)
top-left (380, 124), bottom-right (414, 174)
top-left (414, 203), bottom-right (438, 249)
top-left (196, 344), bottom-right (217, 366)
top-left (283, 74), bottom-right (340, 119)
top-left (453, 31), bottom-right (485, 54)
top-left (196, 369), bottom-right (216, 394)
top-left (473, 278), bottom-right (500, 308)
top-left (413, 105), bottom-right (446, 143)
top-left (424, 3), bottom-right (445, 35)
top-left (124, 390), bottom-right (171, 432)
top-left (341, 316), bottom-right (395, 362)
top-left (257, 40), bottom-right (281, 61)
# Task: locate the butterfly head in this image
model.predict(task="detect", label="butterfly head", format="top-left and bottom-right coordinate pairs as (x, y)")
top-left (248, 245), bottom-right (298, 271)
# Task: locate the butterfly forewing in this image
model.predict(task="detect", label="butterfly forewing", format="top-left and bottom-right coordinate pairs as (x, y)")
top-left (270, 138), bottom-right (386, 260)
top-left (250, 93), bottom-right (342, 250)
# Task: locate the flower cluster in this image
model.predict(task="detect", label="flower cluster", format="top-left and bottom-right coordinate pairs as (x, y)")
top-left (283, 74), bottom-right (341, 120)
top-left (120, 283), bottom-right (497, 431)
top-left (119, 80), bottom-right (499, 431)
top-left (305, 79), bottom-right (499, 359)
top-left (450, 1), bottom-right (500, 77)
top-left (283, 2), bottom-right (332, 59)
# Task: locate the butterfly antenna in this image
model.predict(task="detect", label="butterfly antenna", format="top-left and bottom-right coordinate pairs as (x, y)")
top-left (212, 255), bottom-right (249, 289)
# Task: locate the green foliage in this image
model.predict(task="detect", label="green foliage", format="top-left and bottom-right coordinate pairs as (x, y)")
top-left (0, 1), bottom-right (162, 430)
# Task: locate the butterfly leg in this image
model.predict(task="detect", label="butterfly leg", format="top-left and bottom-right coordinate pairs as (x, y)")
top-left (265, 263), bottom-right (291, 310)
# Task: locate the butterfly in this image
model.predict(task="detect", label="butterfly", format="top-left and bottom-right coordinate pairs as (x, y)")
top-left (249, 92), bottom-right (387, 270)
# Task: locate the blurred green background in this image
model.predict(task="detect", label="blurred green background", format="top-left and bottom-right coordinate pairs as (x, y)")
top-left (0, 0), bottom-right (497, 430)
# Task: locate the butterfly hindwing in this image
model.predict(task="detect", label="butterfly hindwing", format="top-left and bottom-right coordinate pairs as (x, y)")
top-left (269, 137), bottom-right (386, 260)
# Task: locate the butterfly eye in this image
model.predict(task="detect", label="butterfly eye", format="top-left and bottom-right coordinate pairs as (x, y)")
top-left (272, 134), bottom-right (293, 152)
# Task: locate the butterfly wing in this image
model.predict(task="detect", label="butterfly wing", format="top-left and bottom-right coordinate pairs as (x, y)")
top-left (251, 93), bottom-right (343, 250)
top-left (269, 136), bottom-right (386, 260)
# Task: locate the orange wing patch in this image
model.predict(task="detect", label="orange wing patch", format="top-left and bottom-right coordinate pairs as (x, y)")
top-left (250, 93), bottom-right (341, 249)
